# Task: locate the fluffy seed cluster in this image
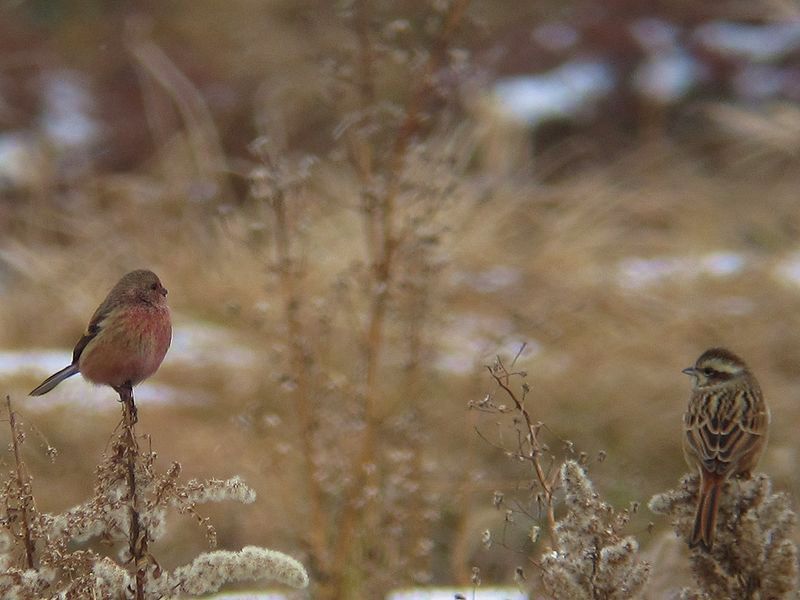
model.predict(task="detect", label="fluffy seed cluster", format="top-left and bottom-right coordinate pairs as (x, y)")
top-left (0, 566), bottom-right (55, 599)
top-left (169, 475), bottom-right (257, 509)
top-left (0, 405), bottom-right (309, 598)
top-left (147, 546), bottom-right (309, 595)
top-left (649, 473), bottom-right (797, 599)
top-left (540, 461), bottom-right (650, 599)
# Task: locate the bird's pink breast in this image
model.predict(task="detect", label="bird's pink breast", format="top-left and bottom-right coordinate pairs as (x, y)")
top-left (79, 304), bottom-right (172, 388)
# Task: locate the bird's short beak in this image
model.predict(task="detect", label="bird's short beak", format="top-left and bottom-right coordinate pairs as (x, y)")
top-left (160, 286), bottom-right (168, 297)
top-left (681, 367), bottom-right (696, 376)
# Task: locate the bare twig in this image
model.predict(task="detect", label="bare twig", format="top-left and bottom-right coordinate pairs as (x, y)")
top-left (6, 396), bottom-right (36, 569)
top-left (488, 359), bottom-right (559, 548)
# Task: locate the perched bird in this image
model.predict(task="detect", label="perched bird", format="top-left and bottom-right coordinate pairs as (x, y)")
top-left (682, 347), bottom-right (769, 551)
top-left (29, 270), bottom-right (172, 398)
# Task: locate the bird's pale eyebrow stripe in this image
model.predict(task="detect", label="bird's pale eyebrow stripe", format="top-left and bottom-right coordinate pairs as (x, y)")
top-left (702, 358), bottom-right (741, 373)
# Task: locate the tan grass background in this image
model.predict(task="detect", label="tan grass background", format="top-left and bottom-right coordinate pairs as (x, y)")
top-left (0, 1), bottom-right (799, 597)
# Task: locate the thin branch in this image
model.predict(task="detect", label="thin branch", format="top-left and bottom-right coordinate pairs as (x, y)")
top-left (6, 396), bottom-right (36, 570)
top-left (473, 425), bottom-right (508, 453)
top-left (510, 342), bottom-right (527, 369)
top-left (488, 361), bottom-right (559, 549)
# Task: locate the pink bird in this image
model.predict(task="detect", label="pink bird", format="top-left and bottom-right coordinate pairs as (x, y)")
top-left (30, 269), bottom-right (172, 398)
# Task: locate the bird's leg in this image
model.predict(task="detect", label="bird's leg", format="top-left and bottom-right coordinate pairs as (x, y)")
top-left (114, 382), bottom-right (137, 425)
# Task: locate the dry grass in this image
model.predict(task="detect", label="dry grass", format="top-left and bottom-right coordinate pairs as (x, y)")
top-left (3, 144), bottom-right (800, 594)
top-left (1, 0), bottom-right (800, 597)
top-left (4, 145), bottom-right (800, 596)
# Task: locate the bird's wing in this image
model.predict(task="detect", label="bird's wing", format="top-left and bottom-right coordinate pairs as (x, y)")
top-left (71, 300), bottom-right (112, 364)
top-left (684, 387), bottom-right (767, 475)
top-left (71, 323), bottom-right (100, 364)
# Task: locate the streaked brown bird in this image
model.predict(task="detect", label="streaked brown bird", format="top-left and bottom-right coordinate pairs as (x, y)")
top-left (682, 347), bottom-right (769, 551)
top-left (29, 270), bottom-right (172, 398)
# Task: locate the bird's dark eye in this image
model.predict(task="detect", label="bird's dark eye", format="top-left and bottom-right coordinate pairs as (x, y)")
top-left (150, 283), bottom-right (158, 291)
top-left (703, 367), bottom-right (714, 376)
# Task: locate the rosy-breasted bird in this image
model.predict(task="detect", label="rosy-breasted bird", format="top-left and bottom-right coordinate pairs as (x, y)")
top-left (29, 270), bottom-right (172, 397)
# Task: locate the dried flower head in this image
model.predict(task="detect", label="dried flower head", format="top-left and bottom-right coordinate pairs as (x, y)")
top-left (541, 461), bottom-right (650, 599)
top-left (649, 473), bottom-right (797, 598)
top-left (0, 398), bottom-right (308, 599)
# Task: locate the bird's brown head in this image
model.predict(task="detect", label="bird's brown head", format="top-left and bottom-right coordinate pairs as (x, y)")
top-left (112, 270), bottom-right (168, 307)
top-left (682, 347), bottom-right (749, 388)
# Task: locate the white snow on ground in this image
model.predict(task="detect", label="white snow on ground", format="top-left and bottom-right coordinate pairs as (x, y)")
top-left (0, 349), bottom-right (68, 379)
top-left (449, 265), bottom-right (522, 293)
top-left (169, 319), bottom-right (260, 370)
top-left (388, 588), bottom-right (527, 600)
top-left (435, 313), bottom-right (539, 375)
top-left (615, 251), bottom-right (746, 289)
top-left (693, 21), bottom-right (800, 62)
top-left (1, 318), bottom-right (256, 411)
top-left (492, 60), bottom-right (615, 126)
top-left (774, 251), bottom-right (800, 287)
top-left (206, 593), bottom-right (290, 600)
top-left (207, 590), bottom-right (527, 599)
top-left (8, 248), bottom-right (800, 401)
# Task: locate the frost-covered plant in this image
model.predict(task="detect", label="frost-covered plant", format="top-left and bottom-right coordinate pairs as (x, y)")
top-left (0, 397), bottom-right (308, 599)
top-left (473, 361), bottom-right (648, 599)
top-left (244, 1), bottom-right (476, 596)
top-left (649, 473), bottom-right (797, 599)
top-left (540, 461), bottom-right (650, 600)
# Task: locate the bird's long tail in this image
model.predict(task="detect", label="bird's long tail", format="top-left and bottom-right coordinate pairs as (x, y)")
top-left (29, 364), bottom-right (79, 396)
top-left (690, 472), bottom-right (723, 551)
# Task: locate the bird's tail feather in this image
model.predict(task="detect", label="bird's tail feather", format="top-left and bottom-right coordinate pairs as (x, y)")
top-left (690, 474), bottom-right (722, 551)
top-left (29, 364), bottom-right (79, 396)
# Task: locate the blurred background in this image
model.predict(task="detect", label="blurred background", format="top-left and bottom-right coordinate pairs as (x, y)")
top-left (1, 0), bottom-right (800, 597)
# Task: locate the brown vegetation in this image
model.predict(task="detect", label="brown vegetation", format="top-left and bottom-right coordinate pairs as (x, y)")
top-left (1, 0), bottom-right (800, 598)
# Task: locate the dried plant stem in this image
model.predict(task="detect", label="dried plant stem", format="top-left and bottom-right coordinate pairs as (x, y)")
top-left (390, 0), bottom-right (469, 163)
top-left (270, 187), bottom-right (330, 577)
top-left (117, 386), bottom-right (147, 600)
top-left (403, 260), bottom-right (432, 577)
top-left (127, 27), bottom-right (233, 202)
top-left (327, 0), bottom-right (390, 587)
top-left (329, 0), bottom-right (471, 589)
top-left (354, 0), bottom-right (375, 108)
top-left (6, 396), bottom-right (36, 570)
top-left (323, 244), bottom-right (391, 592)
top-left (489, 361), bottom-right (558, 549)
